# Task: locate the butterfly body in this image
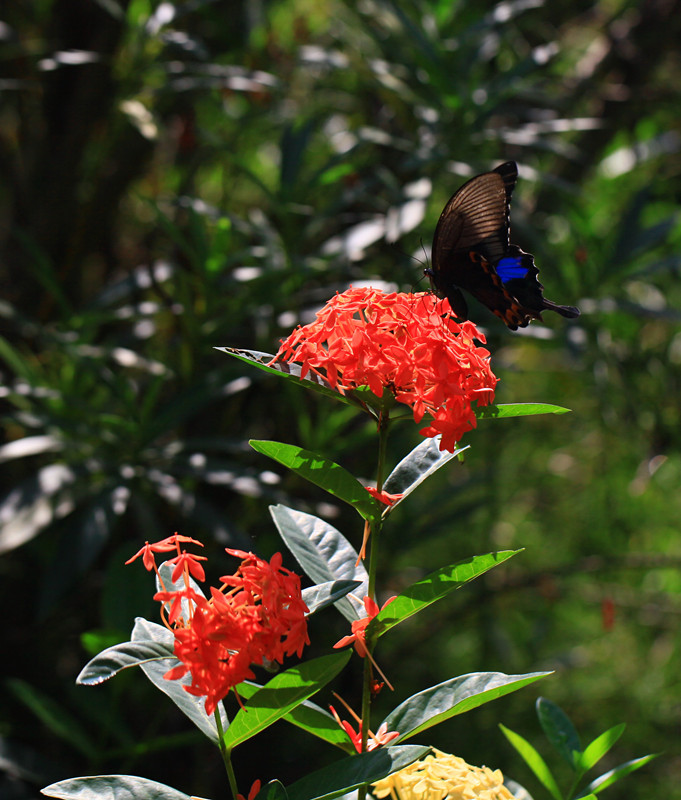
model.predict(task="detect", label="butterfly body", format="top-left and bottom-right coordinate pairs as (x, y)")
top-left (427, 161), bottom-right (580, 330)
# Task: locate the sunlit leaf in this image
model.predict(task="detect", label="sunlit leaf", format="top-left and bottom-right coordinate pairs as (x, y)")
top-left (371, 551), bottom-right (521, 636)
top-left (270, 505), bottom-right (368, 621)
top-left (236, 682), bottom-right (354, 753)
top-left (476, 403), bottom-right (571, 419)
top-left (577, 724), bottom-right (626, 772)
top-left (579, 754), bottom-right (658, 797)
top-left (223, 652), bottom-right (351, 750)
top-left (383, 437), bottom-right (469, 501)
top-left (41, 775), bottom-right (193, 800)
top-left (283, 745), bottom-right (430, 800)
top-left (76, 640), bottom-right (176, 685)
top-left (131, 618), bottom-right (227, 743)
top-left (217, 348), bottom-right (365, 410)
top-left (251, 441), bottom-right (381, 524)
top-left (302, 580), bottom-right (363, 615)
top-left (499, 724), bottom-right (563, 800)
top-left (384, 672), bottom-right (550, 741)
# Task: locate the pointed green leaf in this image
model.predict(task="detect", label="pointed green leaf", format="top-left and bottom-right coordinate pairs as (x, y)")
top-left (536, 697), bottom-right (582, 769)
top-left (499, 724), bottom-right (563, 800)
top-left (251, 441), bottom-right (381, 524)
top-left (371, 551), bottom-right (521, 637)
top-left (223, 651), bottom-right (351, 750)
top-left (236, 682), bottom-right (354, 753)
top-left (41, 775), bottom-right (193, 800)
top-left (270, 505), bottom-right (368, 621)
top-left (259, 780), bottom-right (288, 800)
top-left (476, 403), bottom-right (571, 419)
top-left (302, 580), bottom-right (363, 615)
top-left (284, 745), bottom-right (430, 800)
top-left (131, 618), bottom-right (227, 743)
top-left (579, 754), bottom-right (658, 797)
top-left (383, 437), bottom-right (469, 504)
top-left (384, 672), bottom-right (550, 741)
top-left (76, 640), bottom-right (176, 685)
top-left (576, 724), bottom-right (626, 772)
top-left (217, 348), bottom-right (365, 410)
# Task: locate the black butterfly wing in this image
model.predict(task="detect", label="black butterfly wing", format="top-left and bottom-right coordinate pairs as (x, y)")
top-left (431, 161), bottom-right (515, 268)
top-left (495, 245), bottom-right (579, 326)
top-left (428, 161), bottom-right (580, 330)
top-left (429, 161), bottom-right (518, 323)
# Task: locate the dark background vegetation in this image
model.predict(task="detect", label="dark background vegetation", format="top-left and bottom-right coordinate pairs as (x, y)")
top-left (2, 0), bottom-right (681, 798)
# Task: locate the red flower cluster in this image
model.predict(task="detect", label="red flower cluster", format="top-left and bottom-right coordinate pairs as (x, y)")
top-left (127, 535), bottom-right (310, 716)
top-left (271, 287), bottom-right (497, 452)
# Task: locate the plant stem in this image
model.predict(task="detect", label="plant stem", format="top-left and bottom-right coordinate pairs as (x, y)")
top-left (367, 408), bottom-right (389, 599)
top-left (358, 409), bottom-right (391, 800)
top-left (214, 708), bottom-right (239, 800)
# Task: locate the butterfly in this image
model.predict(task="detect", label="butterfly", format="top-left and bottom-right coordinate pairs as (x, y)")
top-left (426, 161), bottom-right (580, 330)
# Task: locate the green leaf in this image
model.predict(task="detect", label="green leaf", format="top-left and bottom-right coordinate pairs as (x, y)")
top-left (302, 580), bottom-right (363, 615)
top-left (283, 745), bottom-right (430, 800)
top-left (217, 348), bottom-right (365, 411)
top-left (80, 629), bottom-right (126, 656)
top-left (536, 697), bottom-right (582, 769)
top-left (76, 640), bottom-right (177, 685)
top-left (270, 505), bottom-right (368, 621)
top-left (384, 671), bottom-right (550, 741)
top-left (499, 724), bottom-right (563, 800)
top-left (370, 551), bottom-right (521, 637)
top-left (236, 682), bottom-right (354, 753)
top-left (251, 441), bottom-right (381, 524)
top-left (41, 775), bottom-right (194, 800)
top-left (576, 724), bottom-right (626, 772)
top-left (259, 780), bottom-right (288, 800)
top-left (131, 618), bottom-right (227, 743)
top-left (476, 403), bottom-right (571, 419)
top-left (579, 754), bottom-right (658, 797)
top-left (223, 651), bottom-right (351, 750)
top-left (383, 437), bottom-right (469, 502)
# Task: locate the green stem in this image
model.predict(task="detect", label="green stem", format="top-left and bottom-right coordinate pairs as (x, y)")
top-left (214, 708), bottom-right (239, 800)
top-left (367, 408), bottom-right (390, 598)
top-left (358, 409), bottom-right (391, 800)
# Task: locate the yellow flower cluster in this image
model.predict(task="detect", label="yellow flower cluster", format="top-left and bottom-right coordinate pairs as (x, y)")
top-left (372, 748), bottom-right (515, 800)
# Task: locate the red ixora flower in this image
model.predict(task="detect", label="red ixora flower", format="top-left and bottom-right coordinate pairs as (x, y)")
top-left (329, 705), bottom-right (400, 753)
top-left (334, 595), bottom-right (396, 691)
top-left (334, 595), bottom-right (395, 657)
top-left (127, 537), bottom-right (310, 716)
top-left (237, 779), bottom-right (262, 800)
top-left (270, 287), bottom-right (497, 452)
top-left (365, 487), bottom-right (404, 506)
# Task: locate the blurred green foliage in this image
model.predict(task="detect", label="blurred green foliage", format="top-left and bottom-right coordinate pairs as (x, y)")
top-left (1, 0), bottom-right (680, 798)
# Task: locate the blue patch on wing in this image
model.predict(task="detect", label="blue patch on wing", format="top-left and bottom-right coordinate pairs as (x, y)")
top-left (496, 256), bottom-right (528, 282)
